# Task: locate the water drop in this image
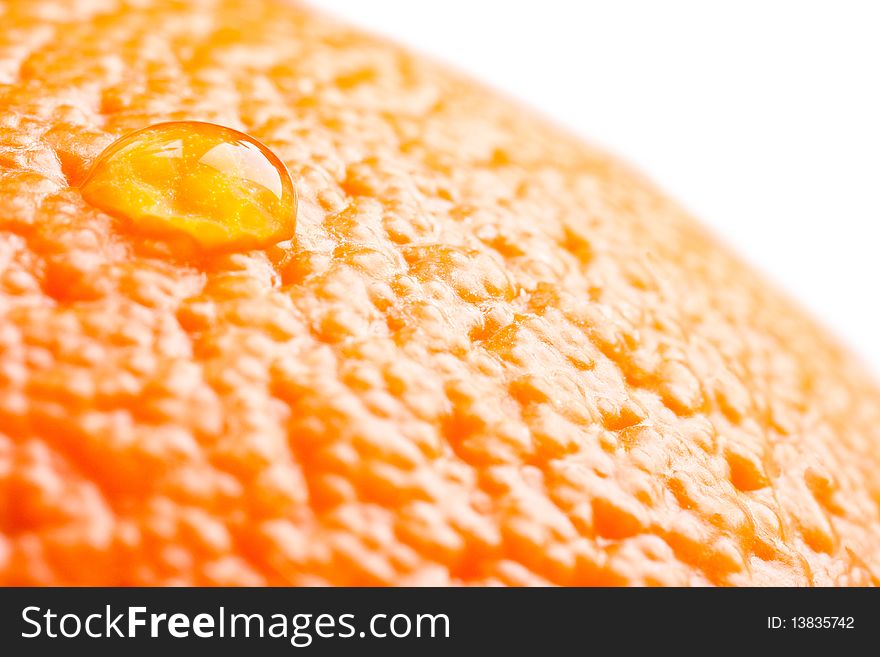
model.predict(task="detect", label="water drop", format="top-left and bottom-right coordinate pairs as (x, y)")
top-left (80, 121), bottom-right (296, 253)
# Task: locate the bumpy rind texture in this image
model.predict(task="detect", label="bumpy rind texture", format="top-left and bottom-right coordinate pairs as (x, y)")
top-left (1, 0), bottom-right (879, 586)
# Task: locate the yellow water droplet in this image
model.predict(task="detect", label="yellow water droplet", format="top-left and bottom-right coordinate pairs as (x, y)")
top-left (80, 121), bottom-right (296, 253)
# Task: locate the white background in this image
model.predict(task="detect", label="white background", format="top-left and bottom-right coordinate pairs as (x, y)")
top-left (314, 0), bottom-right (880, 376)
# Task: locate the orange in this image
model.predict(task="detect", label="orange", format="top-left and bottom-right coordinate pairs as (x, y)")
top-left (1, 0), bottom-right (879, 587)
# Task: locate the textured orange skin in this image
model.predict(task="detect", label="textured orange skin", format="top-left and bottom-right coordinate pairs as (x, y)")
top-left (1, 0), bottom-right (879, 586)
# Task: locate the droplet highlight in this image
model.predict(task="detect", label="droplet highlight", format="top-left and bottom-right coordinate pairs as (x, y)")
top-left (80, 121), bottom-right (297, 253)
